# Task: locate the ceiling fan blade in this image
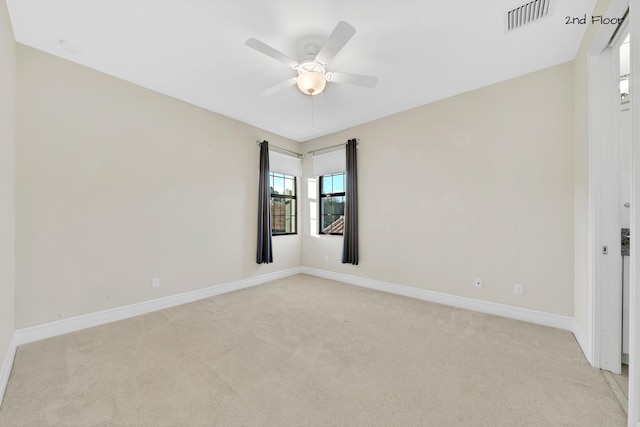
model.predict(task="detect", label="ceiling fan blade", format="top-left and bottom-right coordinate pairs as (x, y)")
top-left (259, 77), bottom-right (298, 96)
top-left (326, 71), bottom-right (378, 88)
top-left (315, 21), bottom-right (356, 65)
top-left (245, 38), bottom-right (298, 69)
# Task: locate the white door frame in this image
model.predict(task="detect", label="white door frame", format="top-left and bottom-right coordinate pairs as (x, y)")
top-left (588, 0), bottom-right (627, 375)
top-left (588, 0), bottom-right (639, 425)
top-left (628, 1), bottom-right (639, 424)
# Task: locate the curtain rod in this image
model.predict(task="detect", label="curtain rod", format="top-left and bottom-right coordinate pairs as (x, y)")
top-left (256, 140), bottom-right (303, 158)
top-left (307, 138), bottom-right (360, 155)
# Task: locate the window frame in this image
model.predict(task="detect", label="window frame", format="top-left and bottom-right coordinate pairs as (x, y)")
top-left (319, 172), bottom-right (346, 236)
top-left (270, 171), bottom-right (297, 236)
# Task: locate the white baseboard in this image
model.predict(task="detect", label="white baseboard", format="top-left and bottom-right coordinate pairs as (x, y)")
top-left (14, 267), bottom-right (303, 347)
top-left (301, 267), bottom-right (574, 331)
top-left (0, 333), bottom-right (18, 409)
top-left (571, 319), bottom-right (593, 365)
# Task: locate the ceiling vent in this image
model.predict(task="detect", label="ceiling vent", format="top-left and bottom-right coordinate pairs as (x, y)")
top-left (506, 0), bottom-right (552, 32)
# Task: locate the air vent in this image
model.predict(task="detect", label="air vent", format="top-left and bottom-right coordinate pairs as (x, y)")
top-left (506, 0), bottom-right (552, 32)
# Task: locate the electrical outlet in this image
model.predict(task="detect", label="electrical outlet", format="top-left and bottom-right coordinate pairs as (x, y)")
top-left (474, 278), bottom-right (483, 288)
top-left (152, 278), bottom-right (160, 289)
top-left (514, 284), bottom-right (524, 295)
top-left (324, 255), bottom-right (329, 263)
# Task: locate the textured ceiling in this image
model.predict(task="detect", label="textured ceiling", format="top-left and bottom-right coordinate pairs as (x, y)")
top-left (7, 0), bottom-right (597, 142)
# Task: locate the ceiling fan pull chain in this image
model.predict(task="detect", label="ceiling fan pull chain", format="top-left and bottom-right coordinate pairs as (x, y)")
top-left (311, 95), bottom-right (315, 130)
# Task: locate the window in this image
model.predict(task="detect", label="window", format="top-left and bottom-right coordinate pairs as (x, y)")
top-left (270, 172), bottom-right (297, 235)
top-left (319, 172), bottom-right (346, 235)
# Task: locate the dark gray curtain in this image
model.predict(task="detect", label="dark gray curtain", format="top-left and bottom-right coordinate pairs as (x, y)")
top-left (256, 141), bottom-right (273, 264)
top-left (342, 138), bottom-right (358, 265)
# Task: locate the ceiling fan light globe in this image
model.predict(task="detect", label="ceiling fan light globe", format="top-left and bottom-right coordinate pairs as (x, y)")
top-left (296, 71), bottom-right (326, 96)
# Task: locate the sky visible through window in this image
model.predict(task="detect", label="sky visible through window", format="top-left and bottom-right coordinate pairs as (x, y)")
top-left (271, 172), bottom-right (295, 196)
top-left (322, 173), bottom-right (344, 194)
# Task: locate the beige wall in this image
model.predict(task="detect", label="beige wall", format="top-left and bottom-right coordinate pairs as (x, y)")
top-left (0, 0), bottom-right (15, 371)
top-left (15, 45), bottom-right (301, 328)
top-left (10, 14), bottom-right (605, 328)
top-left (572, 0), bottom-right (613, 341)
top-left (302, 62), bottom-right (575, 316)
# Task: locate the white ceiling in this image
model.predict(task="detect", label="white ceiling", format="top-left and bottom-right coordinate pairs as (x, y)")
top-left (7, 0), bottom-right (597, 142)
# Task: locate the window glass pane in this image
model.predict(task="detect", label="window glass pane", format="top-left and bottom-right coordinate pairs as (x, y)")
top-left (319, 173), bottom-right (346, 235)
top-left (321, 214), bottom-right (332, 231)
top-left (270, 172), bottom-right (296, 235)
top-left (286, 200), bottom-right (296, 233)
top-left (273, 175), bottom-right (285, 195)
top-left (328, 199), bottom-right (336, 215)
top-left (322, 175), bottom-right (333, 194)
top-left (284, 177), bottom-right (295, 195)
top-left (271, 198), bottom-right (286, 234)
top-left (321, 214), bottom-right (344, 234)
top-left (333, 173), bottom-right (344, 193)
top-left (327, 196), bottom-right (344, 216)
top-left (322, 197), bottom-right (332, 216)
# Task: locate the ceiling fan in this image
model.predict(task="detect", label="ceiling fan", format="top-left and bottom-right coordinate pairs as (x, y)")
top-left (245, 21), bottom-right (378, 96)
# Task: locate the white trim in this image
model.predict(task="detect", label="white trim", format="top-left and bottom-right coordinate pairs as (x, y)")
top-left (13, 267), bottom-right (303, 346)
top-left (0, 333), bottom-right (18, 409)
top-left (301, 267), bottom-right (574, 331)
top-left (588, 44), bottom-right (623, 373)
top-left (585, 1), bottom-right (636, 423)
top-left (629, 0), bottom-right (640, 424)
top-left (571, 318), bottom-right (593, 365)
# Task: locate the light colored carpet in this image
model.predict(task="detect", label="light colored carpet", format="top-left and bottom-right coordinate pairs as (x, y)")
top-left (0, 274), bottom-right (627, 426)
top-left (614, 364), bottom-right (630, 399)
